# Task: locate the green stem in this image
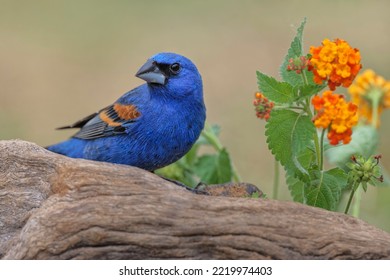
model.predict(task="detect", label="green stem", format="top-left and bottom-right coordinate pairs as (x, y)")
top-left (313, 134), bottom-right (322, 169)
top-left (345, 182), bottom-right (363, 215)
top-left (274, 105), bottom-right (305, 110)
top-left (304, 101), bottom-right (322, 169)
top-left (201, 122), bottom-right (242, 182)
top-left (202, 123), bottom-right (223, 150)
top-left (301, 70), bottom-right (322, 169)
top-left (370, 88), bottom-right (381, 128)
top-left (319, 129), bottom-right (326, 170)
top-left (344, 185), bottom-right (357, 214)
top-left (351, 186), bottom-right (362, 218)
top-left (301, 69), bottom-right (309, 85)
top-left (272, 159), bottom-right (280, 199)
top-left (231, 166), bottom-right (242, 182)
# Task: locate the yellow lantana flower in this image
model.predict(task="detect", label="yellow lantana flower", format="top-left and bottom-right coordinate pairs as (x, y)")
top-left (348, 69), bottom-right (390, 127)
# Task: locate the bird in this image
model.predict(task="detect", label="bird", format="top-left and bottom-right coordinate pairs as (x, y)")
top-left (47, 52), bottom-right (206, 171)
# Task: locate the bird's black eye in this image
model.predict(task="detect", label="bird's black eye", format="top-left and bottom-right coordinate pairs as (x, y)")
top-left (169, 63), bottom-right (181, 74)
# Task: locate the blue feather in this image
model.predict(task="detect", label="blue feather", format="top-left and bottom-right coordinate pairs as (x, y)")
top-left (47, 53), bottom-right (206, 171)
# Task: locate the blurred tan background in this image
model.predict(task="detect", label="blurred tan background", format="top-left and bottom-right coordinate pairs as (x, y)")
top-left (1, 0), bottom-right (389, 231)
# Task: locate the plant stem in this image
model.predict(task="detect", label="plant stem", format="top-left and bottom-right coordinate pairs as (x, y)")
top-left (272, 159), bottom-right (280, 199)
top-left (301, 70), bottom-right (322, 170)
top-left (345, 89), bottom-right (381, 215)
top-left (275, 105), bottom-right (305, 110)
top-left (345, 183), bottom-right (360, 215)
top-left (314, 135), bottom-right (321, 169)
top-left (370, 88), bottom-right (381, 128)
top-left (201, 123), bottom-right (242, 182)
top-left (202, 123), bottom-right (223, 150)
top-left (344, 187), bottom-right (356, 214)
top-left (351, 186), bottom-right (362, 218)
top-left (346, 89), bottom-right (381, 216)
top-left (304, 101), bottom-right (322, 169)
top-left (231, 166), bottom-right (242, 182)
top-left (319, 129), bottom-right (326, 170)
top-left (301, 69), bottom-right (309, 85)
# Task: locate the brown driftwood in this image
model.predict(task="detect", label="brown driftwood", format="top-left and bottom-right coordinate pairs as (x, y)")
top-left (1, 140), bottom-right (390, 260)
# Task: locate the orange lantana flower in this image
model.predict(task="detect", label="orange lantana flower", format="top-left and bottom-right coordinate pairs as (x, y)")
top-left (309, 39), bottom-right (362, 90)
top-left (312, 91), bottom-right (358, 145)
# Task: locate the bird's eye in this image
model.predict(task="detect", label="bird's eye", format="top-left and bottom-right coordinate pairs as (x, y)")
top-left (169, 63), bottom-right (181, 74)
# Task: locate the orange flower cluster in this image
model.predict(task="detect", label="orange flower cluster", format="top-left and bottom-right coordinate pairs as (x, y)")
top-left (253, 92), bottom-right (274, 121)
top-left (312, 91), bottom-right (358, 145)
top-left (309, 38), bottom-right (362, 90)
top-left (348, 69), bottom-right (390, 126)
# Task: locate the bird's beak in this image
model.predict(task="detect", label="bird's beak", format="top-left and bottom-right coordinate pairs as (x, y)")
top-left (135, 59), bottom-right (167, 85)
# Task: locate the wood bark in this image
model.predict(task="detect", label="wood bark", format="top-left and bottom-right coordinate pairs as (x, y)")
top-left (1, 140), bottom-right (390, 259)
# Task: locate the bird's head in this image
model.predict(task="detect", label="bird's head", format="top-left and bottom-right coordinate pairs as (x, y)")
top-left (135, 52), bottom-right (203, 99)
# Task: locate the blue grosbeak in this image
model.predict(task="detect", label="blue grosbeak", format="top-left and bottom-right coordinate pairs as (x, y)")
top-left (47, 53), bottom-right (206, 171)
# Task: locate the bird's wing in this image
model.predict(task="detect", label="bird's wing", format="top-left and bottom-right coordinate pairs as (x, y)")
top-left (57, 103), bottom-right (141, 140)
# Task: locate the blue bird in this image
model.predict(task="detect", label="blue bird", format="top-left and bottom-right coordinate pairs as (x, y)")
top-left (47, 53), bottom-right (206, 171)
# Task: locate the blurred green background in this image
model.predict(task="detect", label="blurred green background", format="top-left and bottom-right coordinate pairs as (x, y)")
top-left (1, 0), bottom-right (389, 231)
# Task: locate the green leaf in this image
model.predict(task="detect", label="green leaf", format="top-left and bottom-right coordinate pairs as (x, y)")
top-left (280, 18), bottom-right (305, 85)
top-left (286, 146), bottom-right (316, 202)
top-left (305, 168), bottom-right (346, 210)
top-left (279, 18), bottom-right (317, 88)
top-left (155, 160), bottom-right (197, 187)
top-left (183, 144), bottom-right (200, 166)
top-left (156, 123), bottom-right (238, 188)
top-left (194, 148), bottom-right (232, 184)
top-left (326, 167), bottom-right (349, 190)
top-left (286, 19), bottom-right (306, 59)
top-left (266, 109), bottom-right (315, 177)
top-left (250, 191), bottom-right (261, 199)
top-left (257, 71), bottom-right (294, 103)
top-left (293, 84), bottom-right (327, 102)
top-left (286, 174), bottom-right (305, 203)
top-left (326, 125), bottom-right (379, 169)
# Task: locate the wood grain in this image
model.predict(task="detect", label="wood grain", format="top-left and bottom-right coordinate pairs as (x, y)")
top-left (1, 140), bottom-right (389, 259)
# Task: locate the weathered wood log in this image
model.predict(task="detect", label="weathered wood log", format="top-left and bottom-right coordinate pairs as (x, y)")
top-left (1, 140), bottom-right (390, 259)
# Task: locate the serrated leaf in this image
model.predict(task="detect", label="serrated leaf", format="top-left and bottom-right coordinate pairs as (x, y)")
top-left (293, 84), bottom-right (326, 102)
top-left (266, 109), bottom-right (315, 177)
top-left (279, 18), bottom-right (318, 87)
top-left (257, 71), bottom-right (294, 103)
top-left (326, 125), bottom-right (379, 169)
top-left (285, 19), bottom-right (306, 60)
top-left (286, 174), bottom-right (305, 203)
top-left (280, 18), bottom-right (307, 86)
top-left (194, 149), bottom-right (232, 184)
top-left (286, 146), bottom-right (316, 202)
top-left (305, 169), bottom-right (346, 210)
